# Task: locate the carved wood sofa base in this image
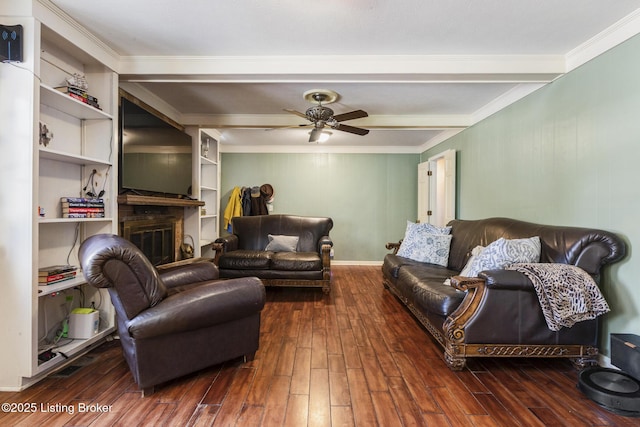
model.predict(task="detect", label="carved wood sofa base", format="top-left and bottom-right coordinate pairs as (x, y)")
top-left (384, 275), bottom-right (600, 370)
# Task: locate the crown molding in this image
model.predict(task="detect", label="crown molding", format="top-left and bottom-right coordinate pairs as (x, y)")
top-left (566, 7), bottom-right (640, 71)
top-left (219, 143), bottom-right (422, 154)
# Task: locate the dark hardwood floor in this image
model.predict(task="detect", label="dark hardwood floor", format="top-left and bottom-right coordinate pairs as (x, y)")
top-left (1, 265), bottom-right (636, 426)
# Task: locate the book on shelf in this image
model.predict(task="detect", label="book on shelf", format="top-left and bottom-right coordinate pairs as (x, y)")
top-left (38, 264), bottom-right (77, 277)
top-left (62, 212), bottom-right (106, 218)
top-left (60, 196), bottom-right (106, 217)
top-left (62, 207), bottom-right (105, 214)
top-left (38, 271), bottom-right (77, 284)
top-left (54, 85), bottom-right (101, 110)
top-left (61, 201), bottom-right (105, 208)
top-left (60, 197), bottom-right (104, 204)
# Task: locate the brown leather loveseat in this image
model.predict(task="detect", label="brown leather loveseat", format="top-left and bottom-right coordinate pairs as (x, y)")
top-left (383, 217), bottom-right (626, 370)
top-left (214, 214), bottom-right (333, 293)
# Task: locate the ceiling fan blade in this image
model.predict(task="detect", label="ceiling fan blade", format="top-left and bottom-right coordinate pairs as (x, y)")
top-left (284, 109), bottom-right (309, 119)
top-left (309, 128), bottom-right (322, 143)
top-left (334, 123), bottom-right (370, 136)
top-left (265, 123), bottom-right (313, 131)
top-left (332, 109), bottom-right (368, 122)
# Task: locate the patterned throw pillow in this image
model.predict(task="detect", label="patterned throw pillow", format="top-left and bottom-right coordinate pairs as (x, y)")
top-left (459, 245), bottom-right (486, 277)
top-left (397, 222), bottom-right (453, 266)
top-left (464, 236), bottom-right (541, 277)
top-left (402, 220), bottom-right (452, 236)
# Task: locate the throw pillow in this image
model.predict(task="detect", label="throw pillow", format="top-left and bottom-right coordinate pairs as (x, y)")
top-left (403, 220), bottom-right (452, 236)
top-left (444, 245), bottom-right (485, 286)
top-left (397, 231), bottom-right (452, 267)
top-left (464, 236), bottom-right (541, 277)
top-left (459, 245), bottom-right (486, 277)
top-left (265, 234), bottom-right (299, 252)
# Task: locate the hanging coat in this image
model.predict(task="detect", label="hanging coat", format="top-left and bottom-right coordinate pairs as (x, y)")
top-left (223, 186), bottom-right (243, 231)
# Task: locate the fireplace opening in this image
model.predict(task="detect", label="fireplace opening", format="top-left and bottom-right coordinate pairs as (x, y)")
top-left (121, 217), bottom-right (176, 266)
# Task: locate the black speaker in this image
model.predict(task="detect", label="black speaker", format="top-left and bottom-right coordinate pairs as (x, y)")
top-left (1, 24), bottom-right (23, 62)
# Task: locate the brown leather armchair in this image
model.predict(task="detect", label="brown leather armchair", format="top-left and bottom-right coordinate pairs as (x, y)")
top-left (79, 234), bottom-right (266, 396)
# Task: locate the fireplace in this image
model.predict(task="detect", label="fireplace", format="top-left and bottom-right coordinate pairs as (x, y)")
top-left (121, 217), bottom-right (177, 266)
top-left (118, 194), bottom-right (203, 266)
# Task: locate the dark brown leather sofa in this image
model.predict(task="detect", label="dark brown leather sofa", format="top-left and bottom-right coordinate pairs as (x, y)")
top-left (79, 234), bottom-right (266, 395)
top-left (382, 217), bottom-right (626, 370)
top-left (213, 214), bottom-right (333, 293)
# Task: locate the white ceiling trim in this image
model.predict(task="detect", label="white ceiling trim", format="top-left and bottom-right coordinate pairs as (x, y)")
top-left (181, 113), bottom-right (471, 129)
top-left (417, 129), bottom-right (465, 154)
top-left (219, 143), bottom-right (422, 155)
top-left (118, 54), bottom-right (565, 83)
top-left (566, 7), bottom-right (640, 71)
top-left (470, 83), bottom-right (547, 124)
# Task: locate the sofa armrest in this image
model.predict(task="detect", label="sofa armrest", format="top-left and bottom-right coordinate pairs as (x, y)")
top-left (478, 269), bottom-right (534, 291)
top-left (127, 277), bottom-right (265, 339)
top-left (214, 234), bottom-right (239, 252)
top-left (385, 240), bottom-right (402, 255)
top-left (444, 276), bottom-right (488, 352)
top-left (213, 234), bottom-right (239, 265)
top-left (158, 260), bottom-right (219, 289)
top-left (318, 235), bottom-right (333, 253)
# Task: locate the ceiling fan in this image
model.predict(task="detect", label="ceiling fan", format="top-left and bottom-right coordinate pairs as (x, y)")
top-left (284, 89), bottom-right (370, 143)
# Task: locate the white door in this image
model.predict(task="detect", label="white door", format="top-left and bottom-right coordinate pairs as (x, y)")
top-left (417, 161), bottom-right (430, 223)
top-left (417, 149), bottom-right (456, 227)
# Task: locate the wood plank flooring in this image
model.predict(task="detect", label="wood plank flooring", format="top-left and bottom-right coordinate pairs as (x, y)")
top-left (1, 265), bottom-right (636, 426)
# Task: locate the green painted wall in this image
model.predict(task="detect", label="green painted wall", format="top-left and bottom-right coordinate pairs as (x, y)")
top-left (220, 152), bottom-right (419, 262)
top-left (424, 35), bottom-right (640, 355)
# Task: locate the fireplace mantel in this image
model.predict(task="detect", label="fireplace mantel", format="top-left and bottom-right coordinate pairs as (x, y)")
top-left (118, 194), bottom-right (205, 207)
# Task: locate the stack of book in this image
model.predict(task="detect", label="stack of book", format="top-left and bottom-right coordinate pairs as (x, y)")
top-left (60, 197), bottom-right (105, 218)
top-left (55, 85), bottom-right (101, 110)
top-left (38, 265), bottom-right (78, 285)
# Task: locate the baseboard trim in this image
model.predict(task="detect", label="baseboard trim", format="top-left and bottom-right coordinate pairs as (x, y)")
top-left (331, 260), bottom-right (383, 266)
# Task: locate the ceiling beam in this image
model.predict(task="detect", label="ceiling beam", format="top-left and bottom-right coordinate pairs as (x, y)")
top-left (180, 113), bottom-right (472, 129)
top-left (118, 54), bottom-right (565, 84)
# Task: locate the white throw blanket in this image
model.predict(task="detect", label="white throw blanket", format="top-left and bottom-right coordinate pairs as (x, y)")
top-left (506, 263), bottom-right (610, 331)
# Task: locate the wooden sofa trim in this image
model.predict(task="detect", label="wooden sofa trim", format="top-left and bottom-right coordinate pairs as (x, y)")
top-left (443, 276), bottom-right (598, 370)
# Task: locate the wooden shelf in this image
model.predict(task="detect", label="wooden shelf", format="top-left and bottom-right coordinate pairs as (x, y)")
top-left (118, 194), bottom-right (205, 207)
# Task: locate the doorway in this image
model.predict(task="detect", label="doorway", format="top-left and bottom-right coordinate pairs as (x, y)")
top-left (417, 149), bottom-right (456, 227)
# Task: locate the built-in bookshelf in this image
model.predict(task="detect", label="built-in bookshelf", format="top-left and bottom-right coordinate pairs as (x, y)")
top-left (197, 129), bottom-right (221, 257)
top-left (0, 11), bottom-right (118, 390)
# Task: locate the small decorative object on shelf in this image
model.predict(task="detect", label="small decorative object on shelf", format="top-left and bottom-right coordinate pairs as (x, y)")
top-left (65, 73), bottom-right (88, 91)
top-left (54, 73), bottom-right (101, 110)
top-left (202, 137), bottom-right (210, 158)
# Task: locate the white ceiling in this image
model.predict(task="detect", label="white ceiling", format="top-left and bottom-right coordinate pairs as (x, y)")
top-left (48, 0), bottom-right (640, 152)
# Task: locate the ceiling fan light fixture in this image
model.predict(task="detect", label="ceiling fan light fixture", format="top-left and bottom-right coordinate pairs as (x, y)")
top-left (309, 130), bottom-right (332, 143)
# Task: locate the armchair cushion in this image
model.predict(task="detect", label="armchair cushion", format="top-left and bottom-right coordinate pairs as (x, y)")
top-left (271, 252), bottom-right (322, 271)
top-left (218, 250), bottom-right (273, 270)
top-left (127, 278), bottom-right (265, 339)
